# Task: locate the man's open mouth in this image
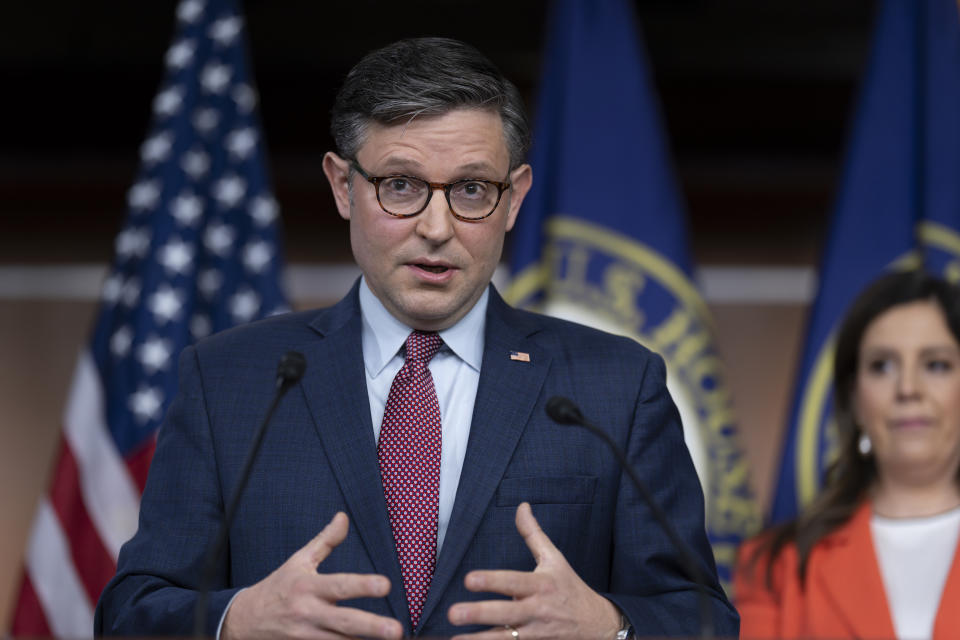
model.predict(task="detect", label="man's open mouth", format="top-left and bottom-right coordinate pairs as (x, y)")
top-left (417, 264), bottom-right (449, 273)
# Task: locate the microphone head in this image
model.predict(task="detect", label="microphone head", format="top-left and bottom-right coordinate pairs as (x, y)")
top-left (545, 396), bottom-right (584, 425)
top-left (277, 351), bottom-right (307, 384)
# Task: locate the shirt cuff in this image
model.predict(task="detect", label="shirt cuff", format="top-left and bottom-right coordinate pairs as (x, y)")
top-left (215, 588), bottom-right (246, 640)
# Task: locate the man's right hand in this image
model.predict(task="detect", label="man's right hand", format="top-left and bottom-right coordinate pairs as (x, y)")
top-left (221, 511), bottom-right (404, 640)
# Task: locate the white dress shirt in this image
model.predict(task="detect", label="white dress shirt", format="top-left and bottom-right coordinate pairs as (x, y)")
top-left (359, 277), bottom-right (486, 555)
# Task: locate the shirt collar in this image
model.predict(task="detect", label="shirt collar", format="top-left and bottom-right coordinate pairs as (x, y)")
top-left (359, 277), bottom-right (487, 378)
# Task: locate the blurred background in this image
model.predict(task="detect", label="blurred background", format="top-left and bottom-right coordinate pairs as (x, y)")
top-left (1, 0), bottom-right (879, 627)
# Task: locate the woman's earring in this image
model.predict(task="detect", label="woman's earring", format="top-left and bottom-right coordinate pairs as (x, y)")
top-left (858, 432), bottom-right (872, 456)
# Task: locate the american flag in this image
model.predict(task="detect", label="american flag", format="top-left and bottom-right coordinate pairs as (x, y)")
top-left (10, 0), bottom-right (288, 635)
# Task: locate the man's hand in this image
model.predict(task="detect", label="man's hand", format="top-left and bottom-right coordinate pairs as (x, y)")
top-left (222, 512), bottom-right (404, 640)
top-left (447, 502), bottom-right (623, 640)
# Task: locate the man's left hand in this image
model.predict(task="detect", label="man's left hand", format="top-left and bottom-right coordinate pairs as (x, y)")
top-left (447, 502), bottom-right (623, 640)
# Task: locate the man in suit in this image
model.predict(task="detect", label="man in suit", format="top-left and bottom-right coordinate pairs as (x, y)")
top-left (96, 37), bottom-right (738, 639)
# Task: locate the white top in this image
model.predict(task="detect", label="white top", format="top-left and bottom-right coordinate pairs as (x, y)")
top-left (359, 277), bottom-right (486, 555)
top-left (871, 506), bottom-right (960, 639)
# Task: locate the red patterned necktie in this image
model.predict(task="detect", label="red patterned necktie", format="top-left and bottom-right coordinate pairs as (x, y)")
top-left (378, 330), bottom-right (444, 628)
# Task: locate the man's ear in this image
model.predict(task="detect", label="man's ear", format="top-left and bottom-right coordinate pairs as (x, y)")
top-left (322, 152), bottom-right (353, 220)
top-left (504, 163), bottom-right (532, 232)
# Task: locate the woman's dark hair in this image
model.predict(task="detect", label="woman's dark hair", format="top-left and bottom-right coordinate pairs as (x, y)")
top-left (750, 270), bottom-right (960, 587)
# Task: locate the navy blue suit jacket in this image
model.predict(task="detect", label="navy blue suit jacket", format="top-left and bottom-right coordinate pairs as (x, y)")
top-left (95, 283), bottom-right (738, 637)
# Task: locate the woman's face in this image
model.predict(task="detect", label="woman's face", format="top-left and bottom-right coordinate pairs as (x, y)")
top-left (854, 300), bottom-right (960, 486)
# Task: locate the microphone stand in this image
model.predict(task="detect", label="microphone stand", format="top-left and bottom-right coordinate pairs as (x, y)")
top-left (546, 395), bottom-right (714, 640)
top-left (192, 351), bottom-right (306, 638)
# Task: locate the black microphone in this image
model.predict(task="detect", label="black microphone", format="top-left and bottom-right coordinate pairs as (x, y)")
top-left (545, 396), bottom-right (715, 640)
top-left (192, 351), bottom-right (307, 637)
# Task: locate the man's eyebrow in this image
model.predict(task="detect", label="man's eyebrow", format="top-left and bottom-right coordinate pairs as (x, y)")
top-left (376, 158), bottom-right (424, 173)
top-left (455, 162), bottom-right (500, 174)
top-left (373, 159), bottom-right (502, 178)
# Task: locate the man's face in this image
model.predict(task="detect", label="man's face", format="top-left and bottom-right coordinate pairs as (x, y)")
top-left (323, 108), bottom-right (532, 331)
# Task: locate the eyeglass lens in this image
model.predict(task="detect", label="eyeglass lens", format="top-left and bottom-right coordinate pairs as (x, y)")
top-left (377, 177), bottom-right (500, 218)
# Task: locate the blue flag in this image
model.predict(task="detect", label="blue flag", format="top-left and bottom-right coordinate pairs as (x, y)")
top-left (505, 0), bottom-right (759, 589)
top-left (12, 0), bottom-right (288, 634)
top-left (770, 0), bottom-right (960, 523)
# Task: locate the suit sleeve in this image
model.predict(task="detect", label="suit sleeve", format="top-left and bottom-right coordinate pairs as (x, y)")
top-left (601, 352), bottom-right (740, 637)
top-left (94, 345), bottom-right (240, 637)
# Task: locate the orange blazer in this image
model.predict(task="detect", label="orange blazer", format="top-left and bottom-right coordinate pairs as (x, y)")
top-left (734, 502), bottom-right (960, 639)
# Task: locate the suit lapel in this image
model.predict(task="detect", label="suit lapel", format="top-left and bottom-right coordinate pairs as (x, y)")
top-left (814, 502), bottom-right (896, 639)
top-left (419, 289), bottom-right (551, 630)
top-left (299, 285), bottom-right (408, 626)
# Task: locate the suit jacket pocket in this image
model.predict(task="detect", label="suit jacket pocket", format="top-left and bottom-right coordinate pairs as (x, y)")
top-left (494, 475), bottom-right (598, 506)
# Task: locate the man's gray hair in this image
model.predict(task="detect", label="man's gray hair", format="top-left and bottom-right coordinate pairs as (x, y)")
top-left (330, 37), bottom-right (531, 170)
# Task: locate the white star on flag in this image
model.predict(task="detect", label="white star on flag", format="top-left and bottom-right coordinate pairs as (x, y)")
top-left (191, 314), bottom-right (212, 339)
top-left (204, 222), bottom-right (235, 256)
top-left (115, 228), bottom-right (152, 260)
top-left (136, 336), bottom-right (173, 374)
top-left (165, 39), bottom-right (196, 69)
top-left (229, 288), bottom-right (260, 322)
top-left (249, 195), bottom-right (279, 226)
top-left (147, 285), bottom-right (184, 323)
top-left (225, 127), bottom-right (257, 160)
top-left (171, 191), bottom-right (204, 226)
top-left (128, 386), bottom-right (164, 423)
top-left (177, 0), bottom-right (204, 24)
top-left (201, 62), bottom-right (232, 94)
top-left (193, 107), bottom-right (220, 134)
top-left (158, 239), bottom-right (195, 275)
top-left (232, 84), bottom-right (256, 113)
top-left (127, 180), bottom-right (162, 211)
top-left (153, 86), bottom-right (185, 117)
top-left (197, 268), bottom-right (223, 299)
top-left (121, 277), bottom-right (141, 307)
top-left (140, 132), bottom-right (173, 165)
top-left (209, 15), bottom-right (243, 46)
top-left (213, 175), bottom-right (246, 208)
top-left (110, 326), bottom-right (133, 358)
top-left (181, 149), bottom-right (211, 179)
top-left (101, 273), bottom-right (124, 304)
top-left (242, 240), bottom-right (272, 273)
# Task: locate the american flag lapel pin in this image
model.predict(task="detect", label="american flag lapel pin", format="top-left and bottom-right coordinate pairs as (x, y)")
top-left (509, 350), bottom-right (531, 362)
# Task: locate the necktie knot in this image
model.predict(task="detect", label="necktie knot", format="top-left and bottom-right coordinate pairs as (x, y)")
top-left (405, 331), bottom-right (443, 365)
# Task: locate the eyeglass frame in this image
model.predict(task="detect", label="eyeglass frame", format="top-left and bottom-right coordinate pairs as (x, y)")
top-left (349, 161), bottom-right (512, 222)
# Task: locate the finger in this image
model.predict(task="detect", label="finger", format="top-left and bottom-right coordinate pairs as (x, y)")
top-left (313, 572), bottom-right (392, 602)
top-left (463, 569), bottom-right (540, 597)
top-left (311, 601), bottom-right (403, 640)
top-left (301, 511), bottom-right (350, 567)
top-left (448, 599), bottom-right (525, 628)
top-left (515, 502), bottom-right (557, 564)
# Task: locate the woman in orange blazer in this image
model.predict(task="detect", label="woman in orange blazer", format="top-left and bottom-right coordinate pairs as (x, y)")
top-left (735, 272), bottom-right (960, 639)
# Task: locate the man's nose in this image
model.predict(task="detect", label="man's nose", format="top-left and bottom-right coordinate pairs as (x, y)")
top-left (414, 189), bottom-right (455, 243)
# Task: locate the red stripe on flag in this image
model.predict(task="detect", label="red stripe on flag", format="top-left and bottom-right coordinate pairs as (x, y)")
top-left (10, 571), bottom-right (53, 637)
top-left (125, 437), bottom-right (156, 494)
top-left (49, 437), bottom-right (118, 607)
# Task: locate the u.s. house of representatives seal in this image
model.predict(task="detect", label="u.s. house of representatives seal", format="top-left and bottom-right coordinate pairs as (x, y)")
top-left (507, 217), bottom-right (761, 590)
